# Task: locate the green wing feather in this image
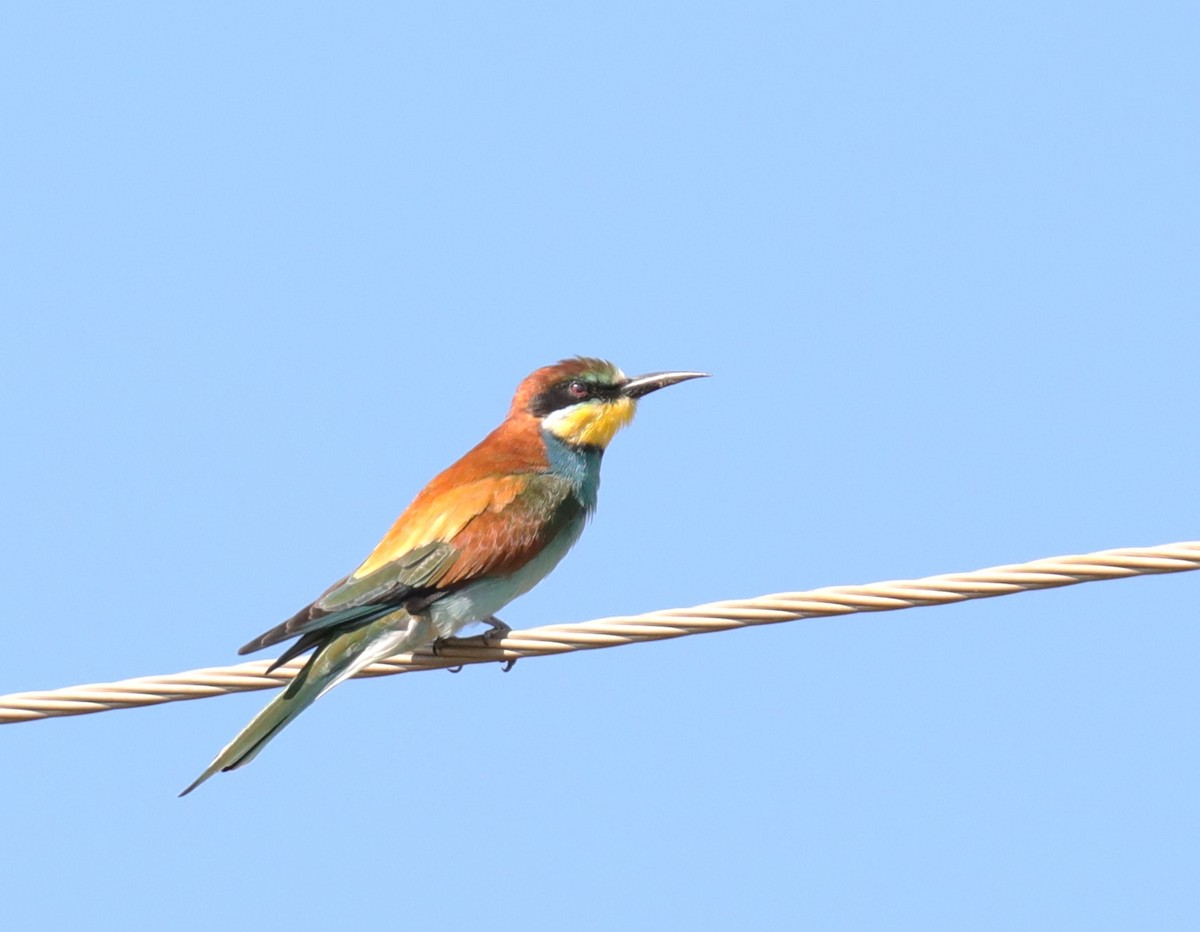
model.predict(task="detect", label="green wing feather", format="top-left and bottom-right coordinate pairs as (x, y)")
top-left (236, 541), bottom-right (459, 659)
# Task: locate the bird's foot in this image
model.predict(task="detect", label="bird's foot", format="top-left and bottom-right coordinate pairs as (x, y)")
top-left (434, 616), bottom-right (516, 672)
top-left (481, 615), bottom-right (512, 641)
top-left (483, 616), bottom-right (517, 672)
top-left (430, 637), bottom-right (465, 672)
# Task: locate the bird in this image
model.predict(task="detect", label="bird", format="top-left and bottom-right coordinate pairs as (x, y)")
top-left (180, 357), bottom-right (707, 795)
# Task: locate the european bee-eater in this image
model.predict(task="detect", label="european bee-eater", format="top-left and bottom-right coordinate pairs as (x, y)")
top-left (181, 357), bottom-right (706, 795)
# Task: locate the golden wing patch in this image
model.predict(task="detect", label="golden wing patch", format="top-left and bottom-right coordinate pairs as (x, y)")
top-left (351, 474), bottom-right (528, 579)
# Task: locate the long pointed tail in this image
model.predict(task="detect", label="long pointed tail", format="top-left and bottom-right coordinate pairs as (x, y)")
top-left (179, 653), bottom-right (328, 796)
top-left (180, 613), bottom-right (425, 796)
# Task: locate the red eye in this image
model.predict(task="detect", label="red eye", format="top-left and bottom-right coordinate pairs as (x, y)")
top-left (568, 380), bottom-right (589, 399)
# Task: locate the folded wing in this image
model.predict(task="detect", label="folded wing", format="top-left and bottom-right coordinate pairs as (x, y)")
top-left (237, 473), bottom-right (578, 665)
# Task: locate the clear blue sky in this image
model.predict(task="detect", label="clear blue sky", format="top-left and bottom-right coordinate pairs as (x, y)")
top-left (2, 3), bottom-right (1197, 929)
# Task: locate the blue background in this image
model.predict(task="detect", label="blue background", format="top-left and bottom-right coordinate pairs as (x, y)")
top-left (2, 3), bottom-right (1197, 929)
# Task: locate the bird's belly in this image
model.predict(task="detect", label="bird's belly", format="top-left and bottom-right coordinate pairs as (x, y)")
top-left (426, 518), bottom-right (586, 637)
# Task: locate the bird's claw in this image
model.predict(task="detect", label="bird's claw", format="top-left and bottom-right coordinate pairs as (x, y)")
top-left (483, 616), bottom-right (517, 672)
top-left (434, 616), bottom-right (517, 672)
top-left (431, 637), bottom-right (461, 673)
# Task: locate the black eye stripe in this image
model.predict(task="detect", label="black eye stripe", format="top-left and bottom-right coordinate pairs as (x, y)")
top-left (530, 379), bottom-right (621, 417)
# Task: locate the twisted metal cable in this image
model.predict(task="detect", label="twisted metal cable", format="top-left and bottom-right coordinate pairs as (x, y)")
top-left (3, 540), bottom-right (1197, 724)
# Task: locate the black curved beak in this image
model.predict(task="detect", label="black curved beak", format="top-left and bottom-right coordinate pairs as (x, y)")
top-left (620, 370), bottom-right (710, 399)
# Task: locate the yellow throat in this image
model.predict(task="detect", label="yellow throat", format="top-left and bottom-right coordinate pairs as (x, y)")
top-left (543, 396), bottom-right (636, 448)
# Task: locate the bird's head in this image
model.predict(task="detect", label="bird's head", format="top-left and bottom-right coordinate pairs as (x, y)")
top-left (512, 357), bottom-right (709, 450)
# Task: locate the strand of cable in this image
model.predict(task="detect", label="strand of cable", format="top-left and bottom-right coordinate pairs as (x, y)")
top-left (3, 540), bottom-right (1197, 724)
